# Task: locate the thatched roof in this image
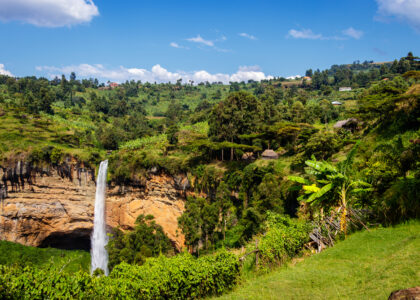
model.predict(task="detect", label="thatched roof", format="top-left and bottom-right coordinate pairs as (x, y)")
top-left (333, 118), bottom-right (359, 129)
top-left (262, 149), bottom-right (278, 159)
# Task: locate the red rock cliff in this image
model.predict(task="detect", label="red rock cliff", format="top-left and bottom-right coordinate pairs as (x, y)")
top-left (0, 163), bottom-right (186, 250)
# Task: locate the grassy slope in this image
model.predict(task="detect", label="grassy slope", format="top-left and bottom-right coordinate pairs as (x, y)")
top-left (0, 241), bottom-right (90, 273)
top-left (217, 221), bottom-right (420, 300)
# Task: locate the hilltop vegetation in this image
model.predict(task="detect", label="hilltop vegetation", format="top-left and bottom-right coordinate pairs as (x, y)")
top-left (0, 53), bottom-right (419, 298)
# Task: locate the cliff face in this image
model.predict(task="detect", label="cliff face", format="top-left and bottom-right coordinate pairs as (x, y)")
top-left (0, 162), bottom-right (186, 250)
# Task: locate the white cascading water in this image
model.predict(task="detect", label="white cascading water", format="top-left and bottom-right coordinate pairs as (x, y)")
top-left (91, 160), bottom-right (109, 275)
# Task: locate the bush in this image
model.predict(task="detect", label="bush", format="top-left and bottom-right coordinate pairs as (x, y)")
top-left (0, 251), bottom-right (240, 299)
top-left (258, 213), bottom-right (311, 266)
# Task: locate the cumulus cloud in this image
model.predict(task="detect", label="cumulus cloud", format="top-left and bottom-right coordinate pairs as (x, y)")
top-left (239, 33), bottom-right (257, 40)
top-left (36, 64), bottom-right (273, 84)
top-left (0, 0), bottom-right (99, 27)
top-left (342, 27), bottom-right (363, 39)
top-left (375, 0), bottom-right (420, 30)
top-left (0, 64), bottom-right (13, 76)
top-left (186, 35), bottom-right (214, 47)
top-left (288, 29), bottom-right (323, 39)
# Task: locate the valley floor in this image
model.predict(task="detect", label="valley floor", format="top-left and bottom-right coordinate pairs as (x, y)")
top-left (216, 221), bottom-right (420, 300)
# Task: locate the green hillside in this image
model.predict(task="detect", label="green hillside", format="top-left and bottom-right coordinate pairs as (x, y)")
top-left (217, 221), bottom-right (420, 300)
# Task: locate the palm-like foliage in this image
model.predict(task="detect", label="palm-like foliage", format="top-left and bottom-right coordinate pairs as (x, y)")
top-left (289, 142), bottom-right (372, 234)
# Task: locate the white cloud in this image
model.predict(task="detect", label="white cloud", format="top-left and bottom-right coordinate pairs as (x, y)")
top-left (36, 64), bottom-right (273, 84)
top-left (342, 27), bottom-right (363, 39)
top-left (288, 28), bottom-right (363, 40)
top-left (286, 75), bottom-right (302, 80)
top-left (287, 29), bottom-right (323, 39)
top-left (376, 0), bottom-right (420, 30)
top-left (184, 34), bottom-right (230, 52)
top-left (0, 64), bottom-right (13, 76)
top-left (186, 35), bottom-right (214, 47)
top-left (0, 0), bottom-right (99, 27)
top-left (239, 33), bottom-right (257, 40)
top-left (170, 42), bottom-right (188, 49)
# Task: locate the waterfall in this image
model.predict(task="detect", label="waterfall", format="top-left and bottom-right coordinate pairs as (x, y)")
top-left (91, 160), bottom-right (109, 275)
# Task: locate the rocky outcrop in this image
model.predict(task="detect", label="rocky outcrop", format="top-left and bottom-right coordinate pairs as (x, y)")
top-left (0, 162), bottom-right (186, 251)
top-left (106, 173), bottom-right (186, 249)
top-left (389, 287), bottom-right (420, 300)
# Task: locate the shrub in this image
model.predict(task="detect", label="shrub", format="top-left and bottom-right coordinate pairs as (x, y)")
top-left (258, 213), bottom-right (311, 266)
top-left (0, 251), bottom-right (240, 299)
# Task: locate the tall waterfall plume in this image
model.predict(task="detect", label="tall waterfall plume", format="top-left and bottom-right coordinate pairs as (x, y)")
top-left (91, 160), bottom-right (109, 275)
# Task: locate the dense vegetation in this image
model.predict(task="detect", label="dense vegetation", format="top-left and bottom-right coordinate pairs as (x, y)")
top-left (0, 52), bottom-right (419, 298)
top-left (106, 214), bottom-right (174, 271)
top-left (0, 251), bottom-right (239, 299)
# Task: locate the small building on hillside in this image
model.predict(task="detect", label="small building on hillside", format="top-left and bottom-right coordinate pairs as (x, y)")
top-left (262, 149), bottom-right (279, 160)
top-left (332, 101), bottom-right (343, 106)
top-left (333, 118), bottom-right (359, 132)
top-left (109, 82), bottom-right (119, 89)
top-left (339, 87), bottom-right (352, 92)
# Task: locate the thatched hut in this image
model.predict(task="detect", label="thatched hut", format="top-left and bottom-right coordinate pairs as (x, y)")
top-left (261, 149), bottom-right (279, 160)
top-left (333, 118), bottom-right (359, 132)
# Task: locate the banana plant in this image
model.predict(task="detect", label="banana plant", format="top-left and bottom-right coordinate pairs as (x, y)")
top-left (288, 142), bottom-right (372, 235)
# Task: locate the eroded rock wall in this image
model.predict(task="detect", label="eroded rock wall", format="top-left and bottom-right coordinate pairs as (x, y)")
top-left (0, 163), bottom-right (186, 250)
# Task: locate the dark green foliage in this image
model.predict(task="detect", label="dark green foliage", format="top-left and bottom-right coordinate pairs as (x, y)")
top-left (292, 130), bottom-right (341, 170)
top-left (178, 196), bottom-right (219, 252)
top-left (365, 138), bottom-right (420, 224)
top-left (209, 91), bottom-right (262, 160)
top-left (378, 176), bottom-right (420, 224)
top-left (107, 214), bottom-right (173, 270)
top-left (166, 123), bottom-right (179, 145)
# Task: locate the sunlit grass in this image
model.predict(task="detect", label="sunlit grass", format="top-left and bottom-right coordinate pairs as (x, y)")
top-left (0, 241), bottom-right (90, 274)
top-left (217, 221), bottom-right (420, 300)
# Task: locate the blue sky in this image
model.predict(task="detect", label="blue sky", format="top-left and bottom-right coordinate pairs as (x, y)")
top-left (0, 0), bottom-right (419, 83)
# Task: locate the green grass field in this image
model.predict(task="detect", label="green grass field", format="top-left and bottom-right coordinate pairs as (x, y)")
top-left (217, 221), bottom-right (420, 300)
top-left (0, 241), bottom-right (90, 273)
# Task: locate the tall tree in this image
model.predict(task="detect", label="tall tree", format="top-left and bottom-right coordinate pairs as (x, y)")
top-left (209, 91), bottom-right (262, 160)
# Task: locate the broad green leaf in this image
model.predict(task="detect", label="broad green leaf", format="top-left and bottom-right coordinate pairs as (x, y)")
top-left (306, 183), bottom-right (333, 203)
top-left (287, 176), bottom-right (308, 184)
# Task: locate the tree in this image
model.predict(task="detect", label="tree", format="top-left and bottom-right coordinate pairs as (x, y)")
top-left (216, 181), bottom-right (232, 243)
top-left (106, 214), bottom-right (173, 270)
top-left (291, 101), bottom-right (305, 123)
top-left (166, 123), bottom-right (179, 145)
top-left (209, 91), bottom-right (262, 160)
top-left (178, 196), bottom-right (204, 253)
top-left (70, 72), bottom-right (76, 83)
top-left (289, 143), bottom-right (371, 235)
